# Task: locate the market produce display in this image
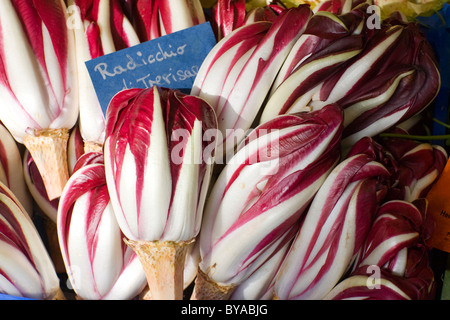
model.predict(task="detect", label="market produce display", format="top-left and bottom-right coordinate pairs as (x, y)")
top-left (0, 0), bottom-right (449, 300)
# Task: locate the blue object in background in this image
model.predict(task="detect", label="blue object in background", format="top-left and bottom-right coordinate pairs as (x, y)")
top-left (0, 293), bottom-right (33, 300)
top-left (417, 4), bottom-right (450, 145)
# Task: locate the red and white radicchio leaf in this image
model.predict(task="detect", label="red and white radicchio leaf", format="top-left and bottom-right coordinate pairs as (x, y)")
top-left (194, 104), bottom-right (343, 298)
top-left (273, 141), bottom-right (391, 300)
top-left (0, 0), bottom-right (79, 200)
top-left (104, 86), bottom-right (217, 243)
top-left (68, 0), bottom-right (140, 150)
top-left (192, 6), bottom-right (313, 159)
top-left (0, 181), bottom-right (60, 300)
top-left (57, 152), bottom-right (147, 300)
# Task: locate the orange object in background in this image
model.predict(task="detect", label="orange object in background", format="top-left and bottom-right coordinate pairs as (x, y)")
top-left (426, 159), bottom-right (450, 253)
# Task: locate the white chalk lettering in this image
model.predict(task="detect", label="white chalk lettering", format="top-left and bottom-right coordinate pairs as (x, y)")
top-left (126, 54), bottom-right (142, 71)
top-left (132, 65), bottom-right (199, 88)
top-left (93, 43), bottom-right (188, 80)
top-left (94, 62), bottom-right (115, 80)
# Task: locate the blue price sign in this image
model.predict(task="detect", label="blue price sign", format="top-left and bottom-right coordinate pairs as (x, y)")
top-left (85, 22), bottom-right (217, 114)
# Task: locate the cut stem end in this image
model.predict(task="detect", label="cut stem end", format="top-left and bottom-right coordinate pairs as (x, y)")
top-left (51, 288), bottom-right (66, 300)
top-left (23, 128), bottom-right (70, 200)
top-left (125, 238), bottom-right (193, 300)
top-left (83, 140), bottom-right (103, 154)
top-left (190, 268), bottom-right (236, 300)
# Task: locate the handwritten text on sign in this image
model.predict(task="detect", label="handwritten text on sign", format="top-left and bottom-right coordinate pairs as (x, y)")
top-left (85, 22), bottom-right (217, 114)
